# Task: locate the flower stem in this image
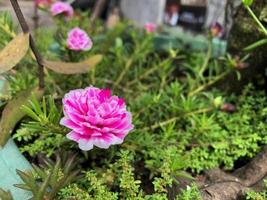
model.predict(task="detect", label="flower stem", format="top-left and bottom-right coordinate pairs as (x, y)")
top-left (113, 58), bottom-right (133, 89)
top-left (10, 0), bottom-right (45, 89)
top-left (188, 70), bottom-right (231, 97)
top-left (245, 5), bottom-right (267, 36)
top-left (199, 39), bottom-right (212, 75)
top-left (142, 107), bottom-right (213, 131)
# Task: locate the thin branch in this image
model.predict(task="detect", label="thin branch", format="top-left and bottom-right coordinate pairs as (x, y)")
top-left (188, 70), bottom-right (231, 97)
top-left (90, 0), bottom-right (108, 23)
top-left (10, 0), bottom-right (45, 89)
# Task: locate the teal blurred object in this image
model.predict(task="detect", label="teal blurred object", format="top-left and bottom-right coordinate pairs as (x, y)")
top-left (154, 26), bottom-right (227, 57)
top-left (0, 79), bottom-right (32, 200)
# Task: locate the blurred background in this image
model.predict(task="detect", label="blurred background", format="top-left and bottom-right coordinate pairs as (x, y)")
top-left (0, 0), bottom-right (232, 36)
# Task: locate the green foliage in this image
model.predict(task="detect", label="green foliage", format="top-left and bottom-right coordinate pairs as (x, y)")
top-left (6, 70), bottom-right (38, 95)
top-left (0, 12), bottom-right (14, 48)
top-left (9, 24), bottom-right (267, 195)
top-left (116, 151), bottom-right (143, 199)
top-left (132, 83), bottom-right (267, 172)
top-left (13, 95), bottom-right (66, 156)
top-left (175, 184), bottom-right (201, 200)
top-left (3, 11), bottom-right (267, 199)
top-left (246, 180), bottom-right (267, 200)
top-left (58, 150), bottom-right (173, 200)
top-left (14, 153), bottom-right (79, 200)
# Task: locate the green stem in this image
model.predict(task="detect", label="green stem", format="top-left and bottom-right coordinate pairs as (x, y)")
top-left (143, 107), bottom-right (213, 131)
top-left (245, 5), bottom-right (267, 36)
top-left (199, 39), bottom-right (212, 75)
top-left (126, 59), bottom-right (171, 87)
top-left (188, 70), bottom-right (231, 97)
top-left (113, 58), bottom-right (133, 89)
top-left (126, 65), bottom-right (158, 87)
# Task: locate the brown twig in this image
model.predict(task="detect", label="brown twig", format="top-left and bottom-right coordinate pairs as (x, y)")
top-left (33, 3), bottom-right (39, 34)
top-left (10, 0), bottom-right (45, 89)
top-left (90, 0), bottom-right (108, 23)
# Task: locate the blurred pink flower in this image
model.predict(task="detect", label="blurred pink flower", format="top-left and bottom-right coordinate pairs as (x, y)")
top-left (67, 27), bottom-right (93, 51)
top-left (144, 22), bottom-right (157, 33)
top-left (60, 87), bottom-right (134, 151)
top-left (210, 22), bottom-right (224, 38)
top-left (50, 1), bottom-right (73, 18)
top-left (35, 0), bottom-right (52, 8)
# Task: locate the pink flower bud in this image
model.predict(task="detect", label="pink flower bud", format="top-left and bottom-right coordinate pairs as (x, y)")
top-left (50, 1), bottom-right (73, 18)
top-left (144, 22), bottom-right (157, 33)
top-left (220, 103), bottom-right (236, 113)
top-left (67, 27), bottom-right (93, 51)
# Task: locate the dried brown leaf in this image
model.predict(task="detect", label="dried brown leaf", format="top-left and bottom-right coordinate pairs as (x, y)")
top-left (0, 87), bottom-right (44, 147)
top-left (0, 33), bottom-right (30, 74)
top-left (43, 54), bottom-right (103, 74)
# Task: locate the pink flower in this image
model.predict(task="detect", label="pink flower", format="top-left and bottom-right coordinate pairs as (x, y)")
top-left (210, 22), bottom-right (224, 38)
top-left (35, 0), bottom-right (52, 8)
top-left (50, 1), bottom-right (73, 18)
top-left (67, 27), bottom-right (93, 51)
top-left (144, 22), bottom-right (157, 33)
top-left (60, 87), bottom-right (134, 151)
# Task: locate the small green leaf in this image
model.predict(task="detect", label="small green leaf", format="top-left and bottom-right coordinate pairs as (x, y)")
top-left (13, 184), bottom-right (31, 192)
top-left (31, 164), bottom-right (47, 180)
top-left (35, 172), bottom-right (52, 200)
top-left (43, 54), bottom-right (103, 74)
top-left (242, 0), bottom-right (253, 6)
top-left (243, 38), bottom-right (267, 51)
top-left (63, 154), bottom-right (76, 174)
top-left (49, 158), bottom-right (61, 188)
top-left (0, 33), bottom-right (29, 74)
top-left (15, 170), bottom-right (37, 192)
top-left (21, 105), bottom-right (40, 121)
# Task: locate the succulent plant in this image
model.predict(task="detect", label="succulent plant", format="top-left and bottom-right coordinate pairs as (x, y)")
top-left (13, 153), bottom-right (79, 200)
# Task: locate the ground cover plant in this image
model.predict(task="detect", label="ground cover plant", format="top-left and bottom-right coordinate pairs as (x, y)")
top-left (0, 0), bottom-right (267, 199)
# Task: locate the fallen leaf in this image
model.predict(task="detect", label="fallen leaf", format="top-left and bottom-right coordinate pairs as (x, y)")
top-left (43, 54), bottom-right (103, 74)
top-left (0, 33), bottom-right (30, 74)
top-left (0, 87), bottom-right (44, 147)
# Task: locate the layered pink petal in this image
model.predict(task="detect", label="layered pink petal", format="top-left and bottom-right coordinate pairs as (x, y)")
top-left (50, 2), bottom-right (73, 18)
top-left (61, 86), bottom-right (134, 151)
top-left (67, 27), bottom-right (93, 51)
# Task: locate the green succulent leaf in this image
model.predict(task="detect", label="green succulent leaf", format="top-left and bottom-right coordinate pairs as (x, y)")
top-left (243, 38), bottom-right (267, 51)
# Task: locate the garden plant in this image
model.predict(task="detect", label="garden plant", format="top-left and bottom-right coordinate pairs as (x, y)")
top-left (0, 0), bottom-right (266, 200)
